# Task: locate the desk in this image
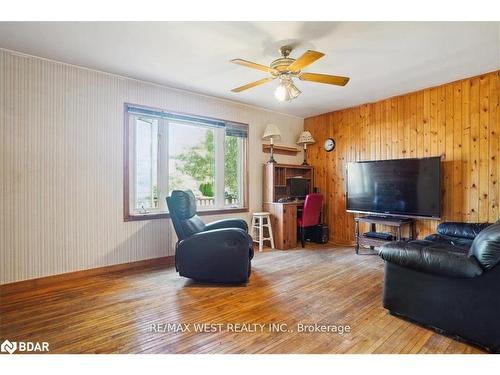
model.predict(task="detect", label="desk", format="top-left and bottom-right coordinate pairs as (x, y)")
top-left (263, 201), bottom-right (303, 250)
top-left (262, 162), bottom-right (313, 250)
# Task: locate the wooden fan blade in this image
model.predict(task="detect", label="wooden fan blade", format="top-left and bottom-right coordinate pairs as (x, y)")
top-left (230, 59), bottom-right (278, 74)
top-left (299, 73), bottom-right (350, 86)
top-left (231, 77), bottom-right (275, 93)
top-left (287, 50), bottom-right (325, 72)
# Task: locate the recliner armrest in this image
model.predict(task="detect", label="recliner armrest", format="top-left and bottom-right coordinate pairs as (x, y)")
top-left (379, 241), bottom-right (483, 278)
top-left (205, 218), bottom-right (248, 232)
top-left (179, 227), bottom-right (251, 251)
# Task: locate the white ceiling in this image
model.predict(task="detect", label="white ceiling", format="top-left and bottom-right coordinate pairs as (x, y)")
top-left (0, 22), bottom-right (498, 118)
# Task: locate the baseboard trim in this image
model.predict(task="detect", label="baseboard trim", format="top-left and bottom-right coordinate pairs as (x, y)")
top-left (0, 256), bottom-right (175, 296)
top-left (329, 239), bottom-right (356, 246)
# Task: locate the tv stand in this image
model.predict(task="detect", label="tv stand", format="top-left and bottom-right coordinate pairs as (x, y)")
top-left (363, 215), bottom-right (398, 220)
top-left (354, 215), bottom-right (415, 255)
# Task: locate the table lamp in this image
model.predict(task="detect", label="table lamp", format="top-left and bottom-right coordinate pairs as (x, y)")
top-left (296, 131), bottom-right (316, 165)
top-left (262, 124), bottom-right (281, 163)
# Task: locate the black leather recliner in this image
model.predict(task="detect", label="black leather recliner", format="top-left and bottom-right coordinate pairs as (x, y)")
top-left (166, 190), bottom-right (254, 284)
top-left (379, 221), bottom-right (500, 352)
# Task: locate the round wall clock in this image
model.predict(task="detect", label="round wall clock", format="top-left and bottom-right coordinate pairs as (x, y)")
top-left (324, 138), bottom-right (335, 152)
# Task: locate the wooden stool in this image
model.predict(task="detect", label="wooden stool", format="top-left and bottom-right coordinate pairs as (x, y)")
top-left (250, 212), bottom-right (275, 252)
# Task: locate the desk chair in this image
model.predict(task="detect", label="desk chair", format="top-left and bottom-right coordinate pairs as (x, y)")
top-left (297, 193), bottom-right (323, 247)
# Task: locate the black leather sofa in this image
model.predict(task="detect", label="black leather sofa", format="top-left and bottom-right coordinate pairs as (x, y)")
top-left (166, 190), bottom-right (254, 284)
top-left (379, 221), bottom-right (500, 352)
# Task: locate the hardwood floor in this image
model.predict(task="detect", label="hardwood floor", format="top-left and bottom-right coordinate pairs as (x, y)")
top-left (0, 245), bottom-right (484, 354)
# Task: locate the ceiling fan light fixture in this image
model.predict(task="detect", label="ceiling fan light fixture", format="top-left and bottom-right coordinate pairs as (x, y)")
top-left (274, 81), bottom-right (291, 102)
top-left (274, 76), bottom-right (301, 102)
top-left (287, 81), bottom-right (301, 100)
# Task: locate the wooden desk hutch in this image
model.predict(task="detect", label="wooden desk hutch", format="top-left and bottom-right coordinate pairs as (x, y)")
top-left (262, 163), bottom-right (314, 250)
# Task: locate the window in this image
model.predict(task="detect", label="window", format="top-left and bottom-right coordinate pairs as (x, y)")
top-left (124, 104), bottom-right (248, 220)
top-left (134, 117), bottom-right (159, 211)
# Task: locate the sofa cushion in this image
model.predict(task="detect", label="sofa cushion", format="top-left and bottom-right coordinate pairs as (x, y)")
top-left (436, 222), bottom-right (491, 240)
top-left (379, 241), bottom-right (483, 278)
top-left (469, 222), bottom-right (500, 271)
top-left (423, 233), bottom-right (474, 253)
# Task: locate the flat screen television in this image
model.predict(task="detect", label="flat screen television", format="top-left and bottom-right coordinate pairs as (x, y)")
top-left (346, 156), bottom-right (441, 219)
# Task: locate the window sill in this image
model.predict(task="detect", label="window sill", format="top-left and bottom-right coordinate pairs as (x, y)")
top-left (124, 207), bottom-right (249, 222)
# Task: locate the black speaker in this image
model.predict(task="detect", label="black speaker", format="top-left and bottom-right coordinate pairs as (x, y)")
top-left (312, 224), bottom-right (329, 244)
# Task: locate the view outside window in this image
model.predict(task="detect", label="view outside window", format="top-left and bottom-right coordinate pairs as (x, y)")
top-left (169, 122), bottom-right (216, 207)
top-left (129, 109), bottom-right (247, 215)
top-left (135, 117), bottom-right (158, 211)
top-left (224, 135), bottom-right (242, 207)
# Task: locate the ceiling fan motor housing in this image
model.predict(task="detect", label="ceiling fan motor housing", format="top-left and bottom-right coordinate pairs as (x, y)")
top-left (270, 57), bottom-right (297, 74)
top-left (270, 45), bottom-right (299, 75)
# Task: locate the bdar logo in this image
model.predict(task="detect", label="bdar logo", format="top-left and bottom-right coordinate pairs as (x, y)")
top-left (0, 339), bottom-right (49, 354)
top-left (1, 339), bottom-right (17, 354)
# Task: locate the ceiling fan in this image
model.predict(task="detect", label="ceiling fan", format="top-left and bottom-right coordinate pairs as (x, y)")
top-left (230, 45), bottom-right (349, 102)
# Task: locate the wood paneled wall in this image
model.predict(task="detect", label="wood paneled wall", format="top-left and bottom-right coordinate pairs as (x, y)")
top-left (305, 70), bottom-right (499, 244)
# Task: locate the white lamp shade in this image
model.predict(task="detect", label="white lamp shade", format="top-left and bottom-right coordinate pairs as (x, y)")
top-left (262, 124), bottom-right (282, 141)
top-left (296, 131), bottom-right (316, 145)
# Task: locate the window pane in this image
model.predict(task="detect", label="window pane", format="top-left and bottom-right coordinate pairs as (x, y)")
top-left (168, 122), bottom-right (216, 207)
top-left (224, 135), bottom-right (243, 207)
top-left (135, 117), bottom-right (159, 210)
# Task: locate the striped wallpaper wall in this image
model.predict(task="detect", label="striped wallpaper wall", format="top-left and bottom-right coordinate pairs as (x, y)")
top-left (0, 49), bottom-right (304, 284)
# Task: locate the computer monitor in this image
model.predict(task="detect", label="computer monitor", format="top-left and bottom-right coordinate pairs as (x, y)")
top-left (289, 177), bottom-right (308, 199)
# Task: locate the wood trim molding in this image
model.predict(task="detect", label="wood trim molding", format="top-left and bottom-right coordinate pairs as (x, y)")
top-left (124, 207), bottom-right (249, 221)
top-left (329, 239), bottom-right (356, 247)
top-left (0, 256), bottom-right (175, 296)
top-left (123, 103), bottom-right (131, 221)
